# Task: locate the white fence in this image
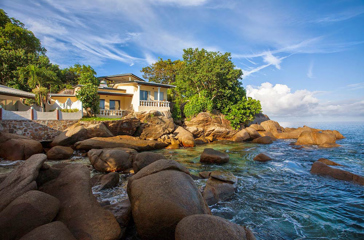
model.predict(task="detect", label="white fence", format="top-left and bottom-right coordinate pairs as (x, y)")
top-left (0, 107), bottom-right (82, 120)
top-left (46, 99), bottom-right (82, 112)
top-left (140, 100), bottom-right (170, 108)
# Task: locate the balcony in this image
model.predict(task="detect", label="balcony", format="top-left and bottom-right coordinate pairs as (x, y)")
top-left (139, 100), bottom-right (170, 108)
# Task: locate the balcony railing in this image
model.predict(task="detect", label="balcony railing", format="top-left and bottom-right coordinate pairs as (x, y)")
top-left (99, 109), bottom-right (123, 116)
top-left (140, 100), bottom-right (170, 108)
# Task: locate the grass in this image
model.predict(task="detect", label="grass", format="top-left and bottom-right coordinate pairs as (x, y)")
top-left (80, 117), bottom-right (121, 122)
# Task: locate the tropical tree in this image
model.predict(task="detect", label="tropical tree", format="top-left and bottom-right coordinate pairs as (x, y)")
top-left (18, 56), bottom-right (60, 109)
top-left (141, 58), bottom-right (184, 85)
top-left (76, 84), bottom-right (100, 116)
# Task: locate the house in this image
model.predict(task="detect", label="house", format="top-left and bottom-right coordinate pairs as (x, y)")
top-left (49, 73), bottom-right (175, 116)
top-left (0, 85), bottom-right (35, 111)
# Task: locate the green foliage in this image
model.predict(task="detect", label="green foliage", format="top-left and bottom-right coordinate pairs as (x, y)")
top-left (60, 108), bottom-right (79, 113)
top-left (76, 83), bottom-right (100, 116)
top-left (223, 97), bottom-right (262, 130)
top-left (183, 91), bottom-right (213, 118)
top-left (70, 64), bottom-right (99, 86)
top-left (141, 58), bottom-right (184, 85)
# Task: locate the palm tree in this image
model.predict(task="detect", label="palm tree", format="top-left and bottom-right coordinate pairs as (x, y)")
top-left (18, 59), bottom-right (60, 110)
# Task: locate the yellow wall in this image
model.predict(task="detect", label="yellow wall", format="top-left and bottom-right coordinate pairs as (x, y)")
top-left (99, 95), bottom-right (133, 110)
top-left (98, 88), bottom-right (126, 93)
top-left (51, 96), bottom-right (78, 104)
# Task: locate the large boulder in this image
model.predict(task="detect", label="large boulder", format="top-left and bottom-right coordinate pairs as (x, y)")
top-left (296, 131), bottom-right (339, 148)
top-left (318, 158), bottom-right (343, 166)
top-left (103, 199), bottom-right (132, 239)
top-left (0, 154), bottom-right (47, 212)
top-left (252, 136), bottom-right (274, 144)
top-left (74, 135), bottom-right (168, 151)
top-left (245, 127), bottom-right (261, 139)
top-left (127, 159), bottom-right (210, 240)
top-left (203, 171), bottom-right (237, 205)
top-left (200, 148), bottom-right (229, 164)
top-left (40, 164), bottom-right (121, 240)
top-left (0, 132), bottom-right (43, 160)
top-left (174, 126), bottom-right (195, 147)
top-left (51, 123), bottom-right (88, 146)
top-left (249, 112), bottom-right (270, 125)
top-left (102, 117), bottom-right (141, 136)
top-left (133, 152), bottom-right (166, 173)
top-left (46, 146), bottom-right (74, 160)
top-left (0, 190), bottom-right (60, 240)
top-left (310, 161), bottom-right (364, 185)
top-left (19, 221), bottom-right (77, 240)
top-left (139, 114), bottom-right (175, 140)
top-left (0, 138), bottom-right (43, 161)
top-left (91, 172), bottom-right (120, 190)
top-left (260, 120), bottom-right (284, 134)
top-left (175, 214), bottom-right (256, 240)
top-left (88, 148), bottom-right (136, 172)
top-left (232, 129), bottom-right (250, 142)
top-left (51, 123), bottom-right (113, 147)
top-left (185, 112), bottom-right (238, 140)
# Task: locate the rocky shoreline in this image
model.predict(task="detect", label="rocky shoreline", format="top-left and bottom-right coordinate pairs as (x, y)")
top-left (0, 111), bottom-right (362, 240)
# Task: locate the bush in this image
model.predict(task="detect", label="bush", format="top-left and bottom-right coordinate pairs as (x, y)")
top-left (183, 91), bottom-right (213, 118)
top-left (223, 97), bottom-right (262, 130)
top-left (60, 108), bottom-right (79, 113)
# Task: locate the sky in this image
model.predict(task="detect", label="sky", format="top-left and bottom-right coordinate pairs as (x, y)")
top-left (1, 0), bottom-right (364, 123)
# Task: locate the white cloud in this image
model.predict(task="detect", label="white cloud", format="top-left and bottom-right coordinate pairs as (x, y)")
top-left (307, 60), bottom-right (314, 78)
top-left (247, 82), bottom-right (364, 120)
top-left (150, 0), bottom-right (208, 7)
top-left (263, 52), bottom-right (282, 69)
top-left (145, 52), bottom-right (158, 65)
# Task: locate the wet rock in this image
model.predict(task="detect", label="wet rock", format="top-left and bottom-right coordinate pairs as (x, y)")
top-left (210, 171), bottom-right (237, 184)
top-left (91, 172), bottom-right (120, 190)
top-left (19, 221), bottom-right (77, 240)
top-left (174, 126), bottom-right (195, 147)
top-left (127, 159), bottom-right (210, 240)
top-left (245, 127), bottom-right (261, 139)
top-left (0, 190), bottom-right (60, 240)
top-left (258, 131), bottom-right (277, 140)
top-left (252, 136), bottom-right (274, 144)
top-left (0, 154), bottom-right (47, 212)
top-left (195, 136), bottom-right (210, 145)
top-left (310, 161), bottom-right (364, 185)
top-left (253, 153), bottom-right (272, 162)
top-left (199, 171), bottom-right (211, 179)
top-left (103, 199), bottom-right (132, 238)
top-left (232, 129), bottom-right (250, 142)
top-left (203, 171), bottom-right (237, 205)
top-left (74, 135), bottom-right (168, 151)
top-left (40, 164), bottom-right (121, 240)
top-left (296, 131), bottom-right (339, 148)
top-left (175, 214), bottom-right (256, 240)
top-left (88, 148), bottom-right (136, 172)
top-left (46, 146), bottom-right (74, 160)
top-left (0, 137), bottom-right (43, 161)
top-left (133, 152), bottom-right (166, 173)
top-left (200, 148), bottom-right (229, 164)
top-left (318, 158), bottom-right (343, 166)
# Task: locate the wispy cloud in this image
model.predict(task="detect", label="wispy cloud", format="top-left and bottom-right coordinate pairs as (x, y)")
top-left (242, 52), bottom-right (289, 77)
top-left (315, 8), bottom-right (364, 23)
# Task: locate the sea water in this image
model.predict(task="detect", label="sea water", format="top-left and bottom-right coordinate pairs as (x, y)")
top-left (0, 122), bottom-right (363, 239)
top-left (156, 122), bottom-right (364, 240)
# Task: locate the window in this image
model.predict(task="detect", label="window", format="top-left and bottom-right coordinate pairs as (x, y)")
top-left (140, 90), bottom-right (150, 100)
top-left (99, 99), bottom-right (105, 109)
top-left (109, 100), bottom-right (120, 110)
top-left (154, 91), bottom-right (164, 101)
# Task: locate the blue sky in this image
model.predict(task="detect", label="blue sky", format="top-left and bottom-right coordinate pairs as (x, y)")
top-left (1, 0), bottom-right (363, 122)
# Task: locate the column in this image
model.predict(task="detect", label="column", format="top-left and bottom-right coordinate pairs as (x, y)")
top-left (157, 87), bottom-right (160, 107)
top-left (137, 85), bottom-right (141, 109)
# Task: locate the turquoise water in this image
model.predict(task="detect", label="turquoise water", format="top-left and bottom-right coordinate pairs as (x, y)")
top-left (156, 122), bottom-right (364, 240)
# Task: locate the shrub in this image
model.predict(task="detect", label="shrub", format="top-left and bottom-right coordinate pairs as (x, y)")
top-left (60, 108), bottom-right (79, 113)
top-left (223, 97), bottom-right (262, 130)
top-left (183, 91), bottom-right (213, 118)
